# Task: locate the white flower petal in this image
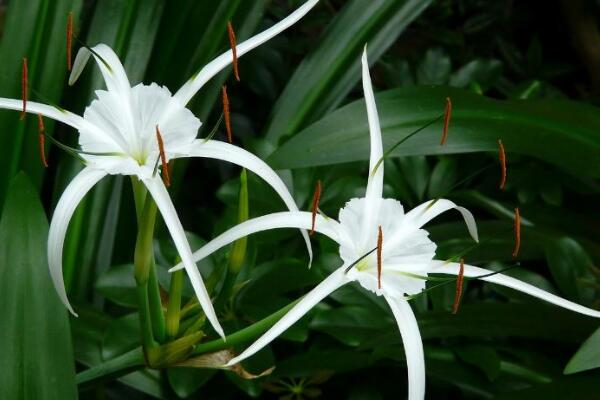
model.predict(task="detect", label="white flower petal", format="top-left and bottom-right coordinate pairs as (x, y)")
top-left (359, 47), bottom-right (384, 247)
top-left (170, 211), bottom-right (345, 272)
top-left (404, 199), bottom-right (478, 242)
top-left (362, 47), bottom-right (384, 200)
top-left (69, 44), bottom-right (131, 95)
top-left (173, 0), bottom-right (319, 105)
top-left (428, 261), bottom-right (600, 318)
top-left (226, 265), bottom-right (348, 367)
top-left (0, 98), bottom-right (86, 130)
top-left (385, 296), bottom-right (426, 400)
top-left (48, 167), bottom-right (106, 316)
top-left (173, 139), bottom-right (312, 265)
top-left (143, 176), bottom-right (225, 338)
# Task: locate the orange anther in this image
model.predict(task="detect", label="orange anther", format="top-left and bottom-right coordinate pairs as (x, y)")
top-left (452, 258), bottom-right (465, 314)
top-left (498, 139), bottom-right (507, 190)
top-left (155, 125), bottom-right (170, 187)
top-left (310, 180), bottom-right (322, 235)
top-left (440, 97), bottom-right (452, 145)
top-left (512, 208), bottom-right (521, 258)
top-left (66, 12), bottom-right (74, 71)
top-left (222, 85), bottom-right (232, 143)
top-left (227, 21), bottom-right (240, 81)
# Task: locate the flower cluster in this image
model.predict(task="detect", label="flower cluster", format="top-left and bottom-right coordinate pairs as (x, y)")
top-left (4, 1), bottom-right (600, 398)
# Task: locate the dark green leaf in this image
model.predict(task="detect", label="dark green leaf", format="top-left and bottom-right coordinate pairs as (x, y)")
top-left (269, 86), bottom-right (600, 179)
top-left (265, 0), bottom-right (433, 144)
top-left (0, 173), bottom-right (77, 400)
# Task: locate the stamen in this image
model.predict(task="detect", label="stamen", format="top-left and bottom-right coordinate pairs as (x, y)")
top-left (377, 226), bottom-right (383, 289)
top-left (66, 12), bottom-right (74, 71)
top-left (155, 125), bottom-right (170, 187)
top-left (512, 207), bottom-right (521, 257)
top-left (440, 97), bottom-right (452, 145)
top-left (452, 258), bottom-right (465, 314)
top-left (37, 114), bottom-right (48, 168)
top-left (498, 139), bottom-right (507, 190)
top-left (227, 21), bottom-right (240, 81)
top-left (310, 180), bottom-right (322, 235)
top-left (222, 85), bottom-right (232, 143)
top-left (21, 58), bottom-right (28, 120)
top-left (344, 246), bottom-right (378, 273)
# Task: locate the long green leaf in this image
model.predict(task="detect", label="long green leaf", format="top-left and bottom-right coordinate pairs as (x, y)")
top-left (0, 173), bottom-right (77, 400)
top-left (265, 0), bottom-right (433, 145)
top-left (268, 86), bottom-right (600, 178)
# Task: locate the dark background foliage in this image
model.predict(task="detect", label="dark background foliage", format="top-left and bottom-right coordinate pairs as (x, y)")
top-left (1, 0), bottom-right (600, 398)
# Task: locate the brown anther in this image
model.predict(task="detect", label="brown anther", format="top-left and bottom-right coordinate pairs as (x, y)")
top-left (66, 12), bottom-right (74, 71)
top-left (440, 97), bottom-right (452, 145)
top-left (498, 139), bottom-right (507, 190)
top-left (155, 125), bottom-right (170, 187)
top-left (37, 114), bottom-right (48, 168)
top-left (377, 226), bottom-right (383, 289)
top-left (310, 180), bottom-right (322, 235)
top-left (452, 258), bottom-right (465, 314)
top-left (512, 207), bottom-right (521, 258)
top-left (222, 85), bottom-right (233, 143)
top-left (227, 21), bottom-right (240, 81)
top-left (21, 58), bottom-right (28, 120)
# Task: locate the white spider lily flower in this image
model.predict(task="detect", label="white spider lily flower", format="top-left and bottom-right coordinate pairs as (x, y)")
top-left (172, 48), bottom-right (600, 398)
top-left (0, 0), bottom-right (319, 339)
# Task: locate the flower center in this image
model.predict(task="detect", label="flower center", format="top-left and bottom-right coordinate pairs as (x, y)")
top-left (77, 83), bottom-right (201, 176)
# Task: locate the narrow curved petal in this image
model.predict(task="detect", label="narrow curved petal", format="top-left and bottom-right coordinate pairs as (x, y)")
top-left (428, 261), bottom-right (600, 318)
top-left (386, 296), bottom-right (426, 400)
top-left (48, 167), bottom-right (106, 316)
top-left (225, 266), bottom-right (348, 367)
top-left (0, 97), bottom-right (127, 151)
top-left (362, 46), bottom-right (384, 200)
top-left (170, 211), bottom-right (345, 272)
top-left (174, 139), bottom-right (313, 266)
top-left (69, 44), bottom-right (131, 95)
top-left (143, 176), bottom-right (225, 338)
top-left (173, 0), bottom-right (319, 105)
top-left (404, 199), bottom-right (478, 242)
top-left (359, 47), bottom-right (384, 247)
top-left (0, 98), bottom-right (86, 130)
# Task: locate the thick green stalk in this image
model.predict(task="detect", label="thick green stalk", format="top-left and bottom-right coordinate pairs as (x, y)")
top-left (76, 347), bottom-right (145, 388)
top-left (194, 298), bottom-right (299, 355)
top-left (166, 269), bottom-right (184, 339)
top-left (133, 182), bottom-right (166, 345)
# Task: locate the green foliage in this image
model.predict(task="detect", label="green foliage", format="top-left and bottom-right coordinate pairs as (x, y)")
top-left (0, 173), bottom-right (77, 400)
top-left (1, 0), bottom-right (600, 398)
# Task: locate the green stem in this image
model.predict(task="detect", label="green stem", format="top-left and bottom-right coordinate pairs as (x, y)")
top-left (194, 298), bottom-right (300, 355)
top-left (148, 258), bottom-right (166, 343)
top-left (133, 183), bottom-right (166, 345)
top-left (136, 284), bottom-right (154, 349)
top-left (166, 269), bottom-right (184, 339)
top-left (76, 347), bottom-right (145, 388)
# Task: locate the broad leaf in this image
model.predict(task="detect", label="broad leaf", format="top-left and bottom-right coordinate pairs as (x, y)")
top-left (269, 86), bottom-right (600, 179)
top-left (0, 173), bottom-right (77, 400)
